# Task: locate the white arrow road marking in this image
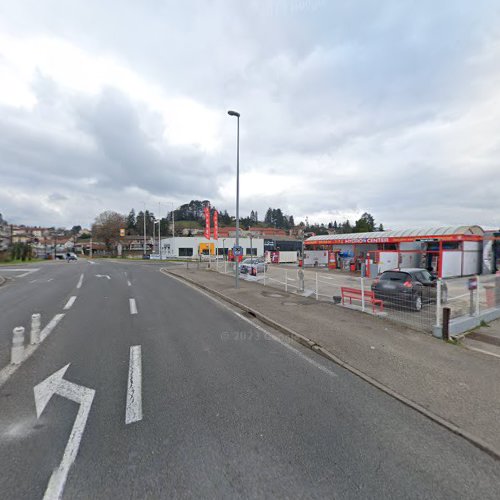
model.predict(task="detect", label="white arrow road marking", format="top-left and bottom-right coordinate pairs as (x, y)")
top-left (34, 364), bottom-right (95, 500)
top-left (129, 298), bottom-right (138, 315)
top-left (40, 314), bottom-right (65, 342)
top-left (95, 274), bottom-right (111, 279)
top-left (64, 296), bottom-right (77, 310)
top-left (127, 280), bottom-right (132, 286)
top-left (126, 346), bottom-right (143, 424)
top-left (76, 274), bottom-right (84, 289)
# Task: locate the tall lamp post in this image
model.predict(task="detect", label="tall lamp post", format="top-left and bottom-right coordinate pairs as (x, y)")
top-left (227, 109), bottom-right (240, 288)
top-left (142, 202), bottom-right (147, 256)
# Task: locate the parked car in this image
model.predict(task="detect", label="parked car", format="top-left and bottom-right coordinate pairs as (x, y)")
top-left (371, 268), bottom-right (448, 311)
top-left (240, 258), bottom-right (267, 276)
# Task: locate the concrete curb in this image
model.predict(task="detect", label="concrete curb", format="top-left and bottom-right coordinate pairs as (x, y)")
top-left (161, 267), bottom-right (500, 461)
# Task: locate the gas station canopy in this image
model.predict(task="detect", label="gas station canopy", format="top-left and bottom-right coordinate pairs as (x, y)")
top-left (305, 225), bottom-right (484, 246)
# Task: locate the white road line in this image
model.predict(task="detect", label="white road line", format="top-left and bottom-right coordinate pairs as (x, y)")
top-left (464, 346), bottom-right (500, 360)
top-left (129, 298), bottom-right (138, 315)
top-left (164, 272), bottom-right (338, 379)
top-left (64, 296), bottom-right (77, 310)
top-left (34, 365), bottom-right (95, 500)
top-left (125, 345), bottom-right (143, 424)
top-left (1, 268), bottom-right (39, 277)
top-left (127, 280), bottom-right (132, 286)
top-left (76, 274), bottom-right (84, 289)
top-left (40, 313), bottom-right (65, 341)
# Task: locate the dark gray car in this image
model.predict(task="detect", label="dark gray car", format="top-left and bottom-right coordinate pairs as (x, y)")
top-left (371, 268), bottom-right (448, 311)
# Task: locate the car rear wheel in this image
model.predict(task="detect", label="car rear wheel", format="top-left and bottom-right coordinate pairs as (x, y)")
top-left (412, 294), bottom-right (422, 311)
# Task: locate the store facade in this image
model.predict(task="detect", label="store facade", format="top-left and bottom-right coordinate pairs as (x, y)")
top-left (304, 225), bottom-right (490, 278)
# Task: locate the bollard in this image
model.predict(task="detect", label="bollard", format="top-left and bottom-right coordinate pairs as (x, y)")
top-left (31, 313), bottom-right (41, 345)
top-left (442, 307), bottom-right (451, 341)
top-left (298, 269), bottom-right (304, 292)
top-left (11, 326), bottom-right (25, 365)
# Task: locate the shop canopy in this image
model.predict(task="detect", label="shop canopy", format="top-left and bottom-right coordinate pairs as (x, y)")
top-left (305, 225), bottom-right (484, 246)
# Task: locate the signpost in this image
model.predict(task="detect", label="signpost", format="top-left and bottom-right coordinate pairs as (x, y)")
top-left (232, 245), bottom-right (243, 257)
top-left (468, 277), bottom-right (478, 316)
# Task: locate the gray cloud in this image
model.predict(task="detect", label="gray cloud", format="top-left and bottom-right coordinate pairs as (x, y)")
top-left (0, 0), bottom-right (500, 230)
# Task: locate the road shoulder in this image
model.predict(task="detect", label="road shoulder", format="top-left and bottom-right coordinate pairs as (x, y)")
top-left (162, 266), bottom-right (500, 460)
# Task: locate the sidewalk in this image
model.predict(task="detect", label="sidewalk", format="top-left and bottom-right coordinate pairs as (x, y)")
top-left (165, 266), bottom-right (500, 456)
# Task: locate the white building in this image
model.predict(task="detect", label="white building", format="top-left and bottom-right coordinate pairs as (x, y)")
top-left (160, 236), bottom-right (264, 259)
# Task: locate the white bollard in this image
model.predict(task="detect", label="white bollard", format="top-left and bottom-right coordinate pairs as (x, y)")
top-left (11, 327), bottom-right (25, 365)
top-left (31, 313), bottom-right (41, 344)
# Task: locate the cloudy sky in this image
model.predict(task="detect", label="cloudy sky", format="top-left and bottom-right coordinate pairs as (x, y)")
top-left (1, 0), bottom-right (500, 230)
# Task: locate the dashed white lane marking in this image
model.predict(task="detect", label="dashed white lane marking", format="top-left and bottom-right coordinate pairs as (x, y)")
top-left (76, 274), bottom-right (84, 289)
top-left (1, 268), bottom-right (39, 277)
top-left (127, 280), bottom-right (132, 286)
top-left (129, 298), bottom-right (138, 315)
top-left (40, 313), bottom-right (66, 342)
top-left (125, 345), bottom-right (143, 424)
top-left (64, 296), bottom-right (77, 310)
top-left (88, 260), bottom-right (95, 264)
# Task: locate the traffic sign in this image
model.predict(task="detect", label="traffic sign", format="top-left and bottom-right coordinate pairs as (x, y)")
top-left (468, 277), bottom-right (478, 291)
top-left (233, 245), bottom-right (243, 257)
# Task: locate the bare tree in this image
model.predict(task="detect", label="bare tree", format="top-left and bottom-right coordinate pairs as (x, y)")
top-left (92, 211), bottom-right (126, 253)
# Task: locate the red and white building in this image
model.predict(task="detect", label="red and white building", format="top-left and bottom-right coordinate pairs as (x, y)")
top-left (304, 225), bottom-right (498, 278)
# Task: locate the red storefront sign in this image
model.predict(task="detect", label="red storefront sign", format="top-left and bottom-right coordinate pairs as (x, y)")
top-left (213, 210), bottom-right (218, 240)
top-left (204, 206), bottom-right (210, 240)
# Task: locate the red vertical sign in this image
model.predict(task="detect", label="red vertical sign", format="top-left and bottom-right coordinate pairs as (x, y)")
top-left (213, 210), bottom-right (218, 240)
top-left (204, 206), bottom-right (211, 240)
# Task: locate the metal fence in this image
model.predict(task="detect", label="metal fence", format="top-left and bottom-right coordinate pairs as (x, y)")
top-left (443, 273), bottom-right (500, 320)
top-left (196, 258), bottom-right (447, 333)
top-left (191, 258), bottom-right (500, 334)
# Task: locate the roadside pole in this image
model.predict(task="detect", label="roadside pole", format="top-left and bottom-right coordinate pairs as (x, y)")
top-left (315, 272), bottom-right (319, 300)
top-left (360, 277), bottom-right (366, 312)
top-left (476, 275), bottom-right (480, 316)
top-left (435, 279), bottom-right (442, 328)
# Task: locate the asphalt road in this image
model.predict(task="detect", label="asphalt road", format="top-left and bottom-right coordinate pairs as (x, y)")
top-left (0, 259), bottom-right (499, 499)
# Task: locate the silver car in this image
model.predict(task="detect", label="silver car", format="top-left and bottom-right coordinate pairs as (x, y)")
top-left (239, 258), bottom-right (267, 276)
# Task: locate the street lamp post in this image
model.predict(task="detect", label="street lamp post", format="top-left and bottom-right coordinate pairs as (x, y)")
top-left (143, 203), bottom-right (147, 256)
top-left (158, 202), bottom-right (161, 259)
top-left (228, 110), bottom-right (240, 288)
top-left (222, 238), bottom-right (226, 260)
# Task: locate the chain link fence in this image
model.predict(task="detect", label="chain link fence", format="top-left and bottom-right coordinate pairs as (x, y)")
top-left (194, 258), bottom-right (448, 333)
top-left (189, 258), bottom-right (500, 335)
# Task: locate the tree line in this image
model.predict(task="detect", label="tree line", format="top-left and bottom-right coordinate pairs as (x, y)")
top-left (91, 204), bottom-right (385, 250)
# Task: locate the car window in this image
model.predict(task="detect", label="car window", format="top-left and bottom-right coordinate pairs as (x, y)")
top-left (380, 271), bottom-right (409, 281)
top-left (415, 271), bottom-right (432, 283)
